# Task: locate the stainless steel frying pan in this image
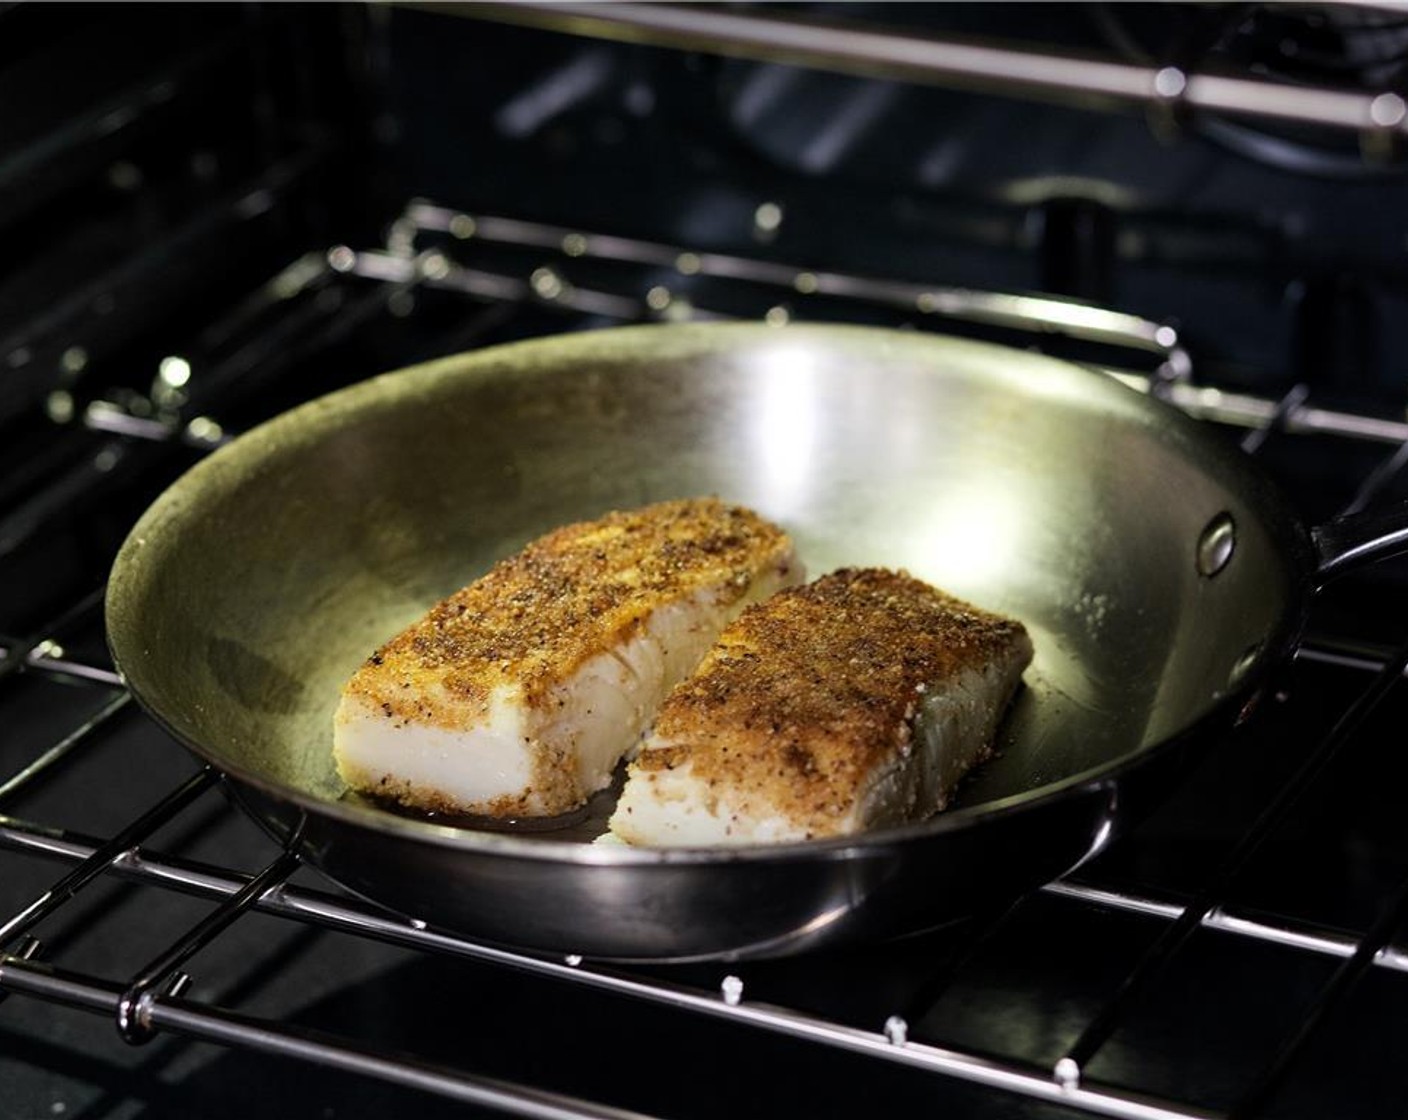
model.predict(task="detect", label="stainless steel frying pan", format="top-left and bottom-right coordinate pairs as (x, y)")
top-left (105, 323), bottom-right (1408, 961)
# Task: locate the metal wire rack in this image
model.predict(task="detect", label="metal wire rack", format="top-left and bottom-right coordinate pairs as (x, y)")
top-left (438, 2), bottom-right (1408, 147)
top-left (3, 205), bottom-right (1408, 1120)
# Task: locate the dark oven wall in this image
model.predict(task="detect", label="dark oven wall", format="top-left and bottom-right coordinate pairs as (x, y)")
top-left (0, 4), bottom-right (395, 633)
top-left (0, 4), bottom-right (389, 433)
top-left (383, 2), bottom-right (1408, 410)
top-left (5, 6), bottom-right (1408, 1120)
top-left (6, 3), bottom-right (1408, 447)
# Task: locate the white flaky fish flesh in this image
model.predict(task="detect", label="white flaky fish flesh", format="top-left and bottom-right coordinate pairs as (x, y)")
top-left (333, 498), bottom-right (801, 817)
top-left (608, 567), bottom-right (1032, 846)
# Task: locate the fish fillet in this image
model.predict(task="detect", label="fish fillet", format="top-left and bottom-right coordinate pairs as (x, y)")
top-left (608, 567), bottom-right (1032, 846)
top-left (333, 498), bottom-right (800, 817)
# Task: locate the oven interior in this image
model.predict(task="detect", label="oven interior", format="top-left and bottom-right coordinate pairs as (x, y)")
top-left (4, 4), bottom-right (1408, 1117)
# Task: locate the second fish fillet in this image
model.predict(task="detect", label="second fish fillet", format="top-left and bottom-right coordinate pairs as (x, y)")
top-left (608, 567), bottom-right (1032, 845)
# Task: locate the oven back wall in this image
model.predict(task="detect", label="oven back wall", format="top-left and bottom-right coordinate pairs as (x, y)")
top-left (381, 4), bottom-right (1408, 406)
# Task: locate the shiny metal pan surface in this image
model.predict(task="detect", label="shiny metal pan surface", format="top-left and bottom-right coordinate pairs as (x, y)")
top-left (109, 323), bottom-right (1390, 960)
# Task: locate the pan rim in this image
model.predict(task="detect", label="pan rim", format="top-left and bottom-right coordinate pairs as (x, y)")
top-left (105, 321), bottom-right (1316, 868)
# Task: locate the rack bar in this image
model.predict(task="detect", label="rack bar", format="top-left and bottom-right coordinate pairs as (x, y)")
top-left (340, 248), bottom-right (655, 323)
top-left (1055, 633), bottom-right (1408, 1084)
top-left (7, 206), bottom-right (1408, 1118)
top-left (0, 960), bottom-right (662, 1120)
top-left (1231, 867), bottom-right (1408, 1119)
top-left (1343, 434), bottom-right (1408, 516)
top-left (1, 149), bottom-right (323, 373)
top-left (0, 35), bottom-right (241, 199)
top-left (0, 586), bottom-right (110, 681)
top-left (0, 438), bottom-right (137, 563)
top-left (1240, 384), bottom-right (1311, 456)
top-left (1298, 642), bottom-right (1408, 677)
top-left (894, 899), bottom-right (1028, 1025)
top-left (0, 691), bottom-right (130, 806)
top-left (0, 768), bottom-right (218, 950)
top-left (440, 2), bottom-right (1408, 138)
top-left (22, 653), bottom-right (124, 688)
top-left (3, 814), bottom-right (1405, 985)
top-left (83, 268), bottom-right (417, 450)
top-left (1044, 879), bottom-right (1408, 972)
top-left (2, 805), bottom-right (1404, 1120)
top-left (409, 206), bottom-right (1408, 446)
top-left (47, 223), bottom-right (1408, 464)
top-left (116, 846), bottom-right (301, 1043)
top-left (411, 204), bottom-right (1188, 368)
top-left (0, 940), bottom-right (1218, 1120)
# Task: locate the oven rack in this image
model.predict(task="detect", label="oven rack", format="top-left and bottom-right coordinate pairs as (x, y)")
top-left (443, 2), bottom-right (1408, 157)
top-left (2, 587), bottom-right (1407, 1120)
top-left (74, 202), bottom-right (1408, 457)
top-left (394, 203), bottom-right (1408, 452)
top-left (4, 213), bottom-right (1408, 1119)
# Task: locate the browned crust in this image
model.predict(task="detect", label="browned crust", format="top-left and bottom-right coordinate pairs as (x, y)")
top-left (634, 568), bottom-right (1031, 836)
top-left (338, 757), bottom-right (547, 818)
top-left (341, 497), bottom-right (796, 730)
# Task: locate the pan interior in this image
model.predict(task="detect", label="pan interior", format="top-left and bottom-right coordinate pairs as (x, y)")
top-left (107, 324), bottom-right (1301, 842)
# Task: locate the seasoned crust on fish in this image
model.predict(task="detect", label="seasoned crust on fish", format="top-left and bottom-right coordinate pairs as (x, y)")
top-left (334, 498), bottom-right (801, 817)
top-left (608, 567), bottom-right (1032, 845)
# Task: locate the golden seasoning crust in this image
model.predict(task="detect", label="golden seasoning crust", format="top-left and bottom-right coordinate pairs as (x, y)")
top-left (341, 498), bottom-right (795, 729)
top-left (339, 757), bottom-right (547, 818)
top-left (635, 567), bottom-right (1030, 836)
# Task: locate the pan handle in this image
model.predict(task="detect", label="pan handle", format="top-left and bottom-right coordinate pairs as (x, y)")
top-left (1312, 502), bottom-right (1408, 584)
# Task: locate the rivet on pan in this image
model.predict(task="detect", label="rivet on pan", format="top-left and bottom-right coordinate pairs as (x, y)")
top-left (565, 954), bottom-right (583, 968)
top-left (1196, 512), bottom-right (1236, 577)
top-left (1229, 643), bottom-right (1263, 692)
top-left (883, 1015), bottom-right (908, 1046)
top-left (721, 974), bottom-right (744, 1006)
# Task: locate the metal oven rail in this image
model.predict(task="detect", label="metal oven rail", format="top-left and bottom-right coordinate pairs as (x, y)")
top-left (3, 206), bottom-right (1408, 1119)
top-left (435, 2), bottom-right (1408, 147)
